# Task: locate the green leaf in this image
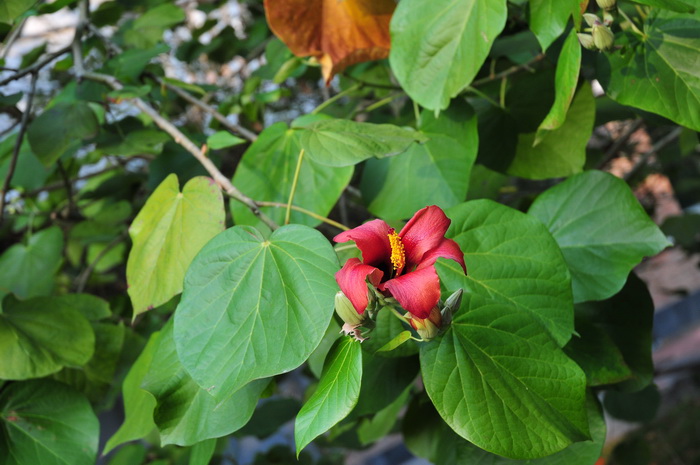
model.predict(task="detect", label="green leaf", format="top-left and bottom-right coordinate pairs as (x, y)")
top-left (362, 102), bottom-right (478, 220)
top-left (445, 200), bottom-right (574, 346)
top-left (567, 273), bottom-right (655, 391)
top-left (294, 337), bottom-right (362, 455)
top-left (357, 386), bottom-right (410, 446)
top-left (230, 122), bottom-right (353, 230)
top-left (535, 29), bottom-right (582, 144)
top-left (630, 0), bottom-right (696, 13)
top-left (404, 391), bottom-right (605, 465)
top-left (20, 42), bottom-right (46, 68)
top-left (103, 332), bottom-right (160, 455)
top-left (206, 131), bottom-right (246, 150)
top-left (604, 383), bottom-right (660, 422)
top-left (420, 282), bottom-right (589, 459)
top-left (174, 224), bottom-right (339, 401)
top-left (0, 0), bottom-right (33, 23)
top-left (600, 10), bottom-right (700, 131)
top-left (389, 0), bottom-right (508, 110)
top-left (307, 318), bottom-right (341, 379)
top-left (377, 331), bottom-right (412, 353)
top-left (124, 3), bottom-right (185, 48)
top-left (508, 83), bottom-right (594, 179)
top-left (127, 174), bottom-right (225, 317)
top-left (529, 0), bottom-right (580, 51)
top-left (0, 295), bottom-right (95, 380)
top-left (362, 306), bottom-right (418, 358)
top-left (353, 348), bottom-right (419, 416)
top-left (0, 226), bottom-right (63, 299)
top-left (189, 439), bottom-right (217, 465)
top-left (0, 380), bottom-right (99, 465)
top-left (27, 101), bottom-right (98, 167)
top-left (141, 320), bottom-right (267, 446)
top-left (528, 170), bottom-right (670, 302)
top-left (106, 44), bottom-right (169, 82)
top-left (294, 118), bottom-right (425, 167)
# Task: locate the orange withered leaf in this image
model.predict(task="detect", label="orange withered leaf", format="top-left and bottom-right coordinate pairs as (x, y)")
top-left (264, 0), bottom-right (395, 84)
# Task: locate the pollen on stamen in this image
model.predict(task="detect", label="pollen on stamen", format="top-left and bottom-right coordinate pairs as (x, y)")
top-left (387, 229), bottom-right (405, 271)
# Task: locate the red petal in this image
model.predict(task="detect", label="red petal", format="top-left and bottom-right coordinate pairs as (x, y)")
top-left (382, 266), bottom-right (441, 319)
top-left (399, 206), bottom-right (451, 266)
top-left (416, 238), bottom-right (466, 273)
top-left (334, 219), bottom-right (392, 267)
top-left (335, 258), bottom-right (384, 314)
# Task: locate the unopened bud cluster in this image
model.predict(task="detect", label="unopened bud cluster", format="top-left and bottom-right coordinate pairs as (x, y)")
top-left (578, 12), bottom-right (615, 52)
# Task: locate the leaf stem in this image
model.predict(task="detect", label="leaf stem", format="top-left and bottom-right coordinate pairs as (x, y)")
top-left (470, 53), bottom-right (545, 88)
top-left (285, 148), bottom-right (305, 225)
top-left (618, 7), bottom-right (645, 37)
top-left (465, 86), bottom-right (501, 108)
top-left (312, 83), bottom-right (362, 114)
top-left (257, 201), bottom-right (350, 231)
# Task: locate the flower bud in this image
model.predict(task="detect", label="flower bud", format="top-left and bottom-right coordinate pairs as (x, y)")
top-left (583, 13), bottom-right (601, 27)
top-left (596, 0), bottom-right (617, 11)
top-left (409, 306), bottom-right (442, 341)
top-left (335, 291), bottom-right (364, 327)
top-left (592, 24), bottom-right (615, 51)
top-left (577, 33), bottom-right (596, 50)
top-left (603, 11), bottom-right (614, 26)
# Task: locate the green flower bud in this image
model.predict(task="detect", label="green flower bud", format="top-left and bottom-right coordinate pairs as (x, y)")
top-left (583, 13), bottom-right (601, 27)
top-left (408, 307), bottom-right (442, 341)
top-left (577, 33), bottom-right (596, 50)
top-left (335, 291), bottom-right (364, 327)
top-left (596, 0), bottom-right (617, 11)
top-left (592, 24), bottom-right (615, 51)
top-left (603, 11), bottom-right (614, 26)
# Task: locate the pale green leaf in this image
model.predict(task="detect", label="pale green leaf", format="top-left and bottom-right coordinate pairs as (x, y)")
top-left (631, 0), bottom-right (696, 13)
top-left (528, 170), bottom-right (671, 302)
top-left (127, 174), bottom-right (225, 317)
top-left (529, 0), bottom-right (580, 51)
top-left (0, 0), bottom-right (34, 23)
top-left (174, 224), bottom-right (339, 401)
top-left (389, 0), bottom-right (508, 110)
top-left (207, 131), bottom-right (246, 150)
top-left (294, 337), bottom-right (362, 455)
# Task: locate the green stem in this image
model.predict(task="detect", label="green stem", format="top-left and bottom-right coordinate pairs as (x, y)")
top-left (618, 7), bottom-right (645, 37)
top-left (257, 201), bottom-right (350, 231)
top-left (413, 101), bottom-right (421, 125)
top-left (499, 77), bottom-right (507, 108)
top-left (465, 86), bottom-right (501, 108)
top-left (363, 93), bottom-right (401, 113)
top-left (312, 83), bottom-right (361, 114)
top-left (285, 148), bottom-right (305, 225)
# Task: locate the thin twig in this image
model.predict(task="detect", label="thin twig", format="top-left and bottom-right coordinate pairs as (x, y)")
top-left (25, 164), bottom-right (123, 196)
top-left (0, 72), bottom-right (38, 226)
top-left (70, 0), bottom-right (90, 78)
top-left (75, 232), bottom-right (127, 292)
top-left (257, 201), bottom-right (349, 231)
top-left (597, 118), bottom-right (645, 169)
top-left (624, 127), bottom-right (683, 181)
top-left (56, 160), bottom-right (76, 216)
top-left (0, 17), bottom-right (27, 59)
top-left (0, 45), bottom-right (72, 87)
top-left (312, 83), bottom-right (362, 114)
top-left (80, 71), bottom-right (279, 230)
top-left (471, 53), bottom-right (545, 88)
top-left (148, 73), bottom-right (258, 141)
top-left (285, 149), bottom-right (305, 225)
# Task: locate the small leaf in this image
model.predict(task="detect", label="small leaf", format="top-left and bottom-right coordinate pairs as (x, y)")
top-left (362, 307), bottom-right (418, 358)
top-left (377, 331), bottom-right (412, 353)
top-left (0, 0), bottom-right (34, 23)
top-left (508, 83), bottom-right (594, 179)
top-left (0, 380), bottom-right (99, 465)
top-left (535, 29), bottom-right (582, 144)
top-left (389, 0), bottom-right (508, 110)
top-left (529, 0), bottom-right (580, 51)
top-left (294, 337), bottom-right (362, 455)
top-left (420, 279), bottom-right (589, 459)
top-left (0, 295), bottom-right (95, 380)
top-left (0, 226), bottom-right (63, 300)
top-left (174, 224), bottom-right (339, 401)
top-left (206, 131), bottom-right (246, 150)
top-left (27, 101), bottom-right (99, 167)
top-left (264, 0), bottom-right (395, 83)
top-left (127, 174), bottom-right (225, 317)
top-left (528, 170), bottom-right (671, 302)
top-left (124, 3), bottom-right (185, 48)
top-left (295, 118), bottom-right (425, 167)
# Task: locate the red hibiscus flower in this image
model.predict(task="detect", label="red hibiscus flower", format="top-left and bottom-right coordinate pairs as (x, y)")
top-left (334, 206), bottom-right (466, 319)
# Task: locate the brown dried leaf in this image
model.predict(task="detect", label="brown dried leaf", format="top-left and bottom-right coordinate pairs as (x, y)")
top-left (264, 0), bottom-right (395, 83)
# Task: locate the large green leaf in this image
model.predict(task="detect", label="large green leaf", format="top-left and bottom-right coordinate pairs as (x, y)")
top-left (362, 103), bottom-right (478, 220)
top-left (124, 3), bottom-right (185, 48)
top-left (535, 29), bottom-right (582, 144)
top-left (567, 273), bottom-right (655, 391)
top-left (0, 380), bottom-right (99, 465)
top-left (508, 83), bottom-right (594, 179)
top-left (27, 101), bottom-right (99, 167)
top-left (0, 226), bottom-right (63, 300)
top-left (141, 320), bottom-right (267, 446)
top-left (230, 122), bottom-right (353, 230)
top-left (127, 174), bottom-right (225, 317)
top-left (600, 10), bottom-right (700, 131)
top-left (294, 119), bottom-right (425, 167)
top-left (630, 0), bottom-right (696, 15)
top-left (420, 278), bottom-right (589, 459)
top-left (0, 296), bottom-right (95, 380)
top-left (0, 0), bottom-right (33, 23)
top-left (174, 225), bottom-right (338, 401)
top-left (294, 337), bottom-right (362, 455)
top-left (529, 0), bottom-right (580, 51)
top-left (389, 0), bottom-right (508, 110)
top-left (528, 170), bottom-right (670, 303)
top-left (103, 332), bottom-right (159, 455)
top-left (404, 391), bottom-right (605, 465)
top-left (445, 200), bottom-right (574, 346)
